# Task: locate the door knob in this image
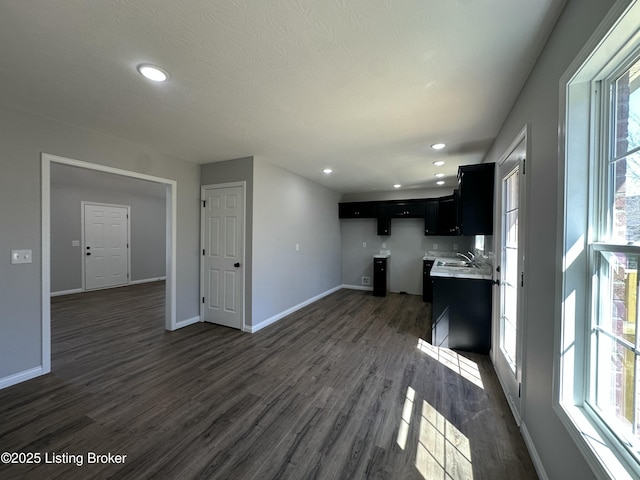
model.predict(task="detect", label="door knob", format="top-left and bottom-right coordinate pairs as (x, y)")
top-left (234, 262), bottom-right (240, 268)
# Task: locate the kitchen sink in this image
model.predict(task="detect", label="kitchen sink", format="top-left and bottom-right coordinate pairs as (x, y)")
top-left (436, 260), bottom-right (475, 268)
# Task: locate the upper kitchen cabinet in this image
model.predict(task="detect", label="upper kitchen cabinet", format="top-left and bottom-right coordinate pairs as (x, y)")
top-left (338, 202), bottom-right (377, 218)
top-left (457, 163), bottom-right (495, 235)
top-left (437, 193), bottom-right (459, 235)
top-left (424, 199), bottom-right (439, 235)
top-left (388, 200), bottom-right (425, 218)
top-left (376, 203), bottom-right (390, 236)
top-left (424, 194), bottom-right (458, 236)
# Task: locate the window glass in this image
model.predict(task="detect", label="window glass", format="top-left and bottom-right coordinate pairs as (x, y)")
top-left (614, 57), bottom-right (640, 158)
top-left (592, 250), bottom-right (640, 456)
top-left (612, 58), bottom-right (640, 244)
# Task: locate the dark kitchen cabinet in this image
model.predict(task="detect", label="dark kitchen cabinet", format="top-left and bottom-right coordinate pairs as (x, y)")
top-left (338, 202), bottom-right (377, 218)
top-left (373, 257), bottom-right (388, 297)
top-left (423, 259), bottom-right (434, 302)
top-left (437, 193), bottom-right (459, 235)
top-left (425, 194), bottom-right (458, 236)
top-left (431, 277), bottom-right (492, 354)
top-left (458, 163), bottom-right (495, 235)
top-left (424, 200), bottom-right (439, 235)
top-left (376, 204), bottom-right (391, 236)
top-left (389, 201), bottom-right (425, 218)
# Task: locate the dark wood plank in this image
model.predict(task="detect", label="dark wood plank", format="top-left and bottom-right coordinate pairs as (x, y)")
top-left (0, 282), bottom-right (537, 480)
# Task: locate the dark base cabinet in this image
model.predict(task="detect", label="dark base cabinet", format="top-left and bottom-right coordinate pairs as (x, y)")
top-left (431, 277), bottom-right (492, 354)
top-left (373, 257), bottom-right (387, 297)
top-left (423, 260), bottom-right (434, 302)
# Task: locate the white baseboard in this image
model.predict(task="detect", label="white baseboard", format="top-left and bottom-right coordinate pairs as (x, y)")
top-left (520, 421), bottom-right (549, 480)
top-left (51, 278), bottom-right (165, 297)
top-left (491, 362), bottom-right (522, 427)
top-left (0, 366), bottom-right (43, 390)
top-left (248, 285), bottom-right (342, 333)
top-left (129, 276), bottom-right (166, 285)
top-left (174, 315), bottom-right (200, 330)
top-left (341, 284), bottom-right (374, 291)
top-left (50, 288), bottom-right (83, 297)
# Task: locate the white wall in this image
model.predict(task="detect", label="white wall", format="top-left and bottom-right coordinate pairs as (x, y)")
top-left (481, 1), bottom-right (616, 479)
top-left (252, 157), bottom-right (342, 326)
top-left (0, 104), bottom-right (200, 381)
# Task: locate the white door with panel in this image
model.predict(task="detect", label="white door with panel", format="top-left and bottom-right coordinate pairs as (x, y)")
top-left (494, 137), bottom-right (527, 422)
top-left (83, 203), bottom-right (130, 290)
top-left (201, 184), bottom-right (244, 330)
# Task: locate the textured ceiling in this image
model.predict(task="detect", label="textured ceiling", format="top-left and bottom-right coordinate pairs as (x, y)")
top-left (0, 0), bottom-right (565, 193)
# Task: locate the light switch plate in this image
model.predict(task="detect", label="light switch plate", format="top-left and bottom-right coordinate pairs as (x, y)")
top-left (72, 240), bottom-right (80, 247)
top-left (11, 249), bottom-right (32, 264)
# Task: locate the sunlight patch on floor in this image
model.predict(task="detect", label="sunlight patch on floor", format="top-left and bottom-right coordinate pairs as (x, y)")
top-left (416, 399), bottom-right (473, 480)
top-left (417, 339), bottom-right (484, 389)
top-left (397, 386), bottom-right (416, 449)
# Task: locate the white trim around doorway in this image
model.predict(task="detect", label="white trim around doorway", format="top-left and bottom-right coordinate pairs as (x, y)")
top-left (41, 153), bottom-right (178, 375)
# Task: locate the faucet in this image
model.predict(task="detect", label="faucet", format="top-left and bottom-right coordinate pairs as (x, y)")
top-left (456, 251), bottom-right (477, 266)
top-left (457, 252), bottom-right (473, 263)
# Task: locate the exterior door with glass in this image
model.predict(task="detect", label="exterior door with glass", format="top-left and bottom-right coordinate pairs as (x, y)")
top-left (494, 135), bottom-right (527, 423)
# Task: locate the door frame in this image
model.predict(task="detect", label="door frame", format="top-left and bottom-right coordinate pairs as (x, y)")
top-left (491, 124), bottom-right (530, 425)
top-left (200, 181), bottom-right (246, 331)
top-left (42, 153), bottom-right (178, 375)
top-left (81, 201), bottom-right (132, 291)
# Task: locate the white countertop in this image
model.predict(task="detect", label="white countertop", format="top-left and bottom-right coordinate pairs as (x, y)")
top-left (429, 257), bottom-right (493, 281)
top-left (373, 254), bottom-right (390, 259)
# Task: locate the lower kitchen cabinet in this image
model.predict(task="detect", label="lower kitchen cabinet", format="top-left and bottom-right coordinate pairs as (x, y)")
top-left (423, 259), bottom-right (434, 302)
top-left (431, 277), bottom-right (491, 354)
top-left (373, 257), bottom-right (388, 297)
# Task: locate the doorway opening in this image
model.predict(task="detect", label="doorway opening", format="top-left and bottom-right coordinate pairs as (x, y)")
top-left (41, 153), bottom-right (177, 375)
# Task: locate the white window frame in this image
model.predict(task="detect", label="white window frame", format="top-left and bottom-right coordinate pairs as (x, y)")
top-left (556, 1), bottom-right (640, 479)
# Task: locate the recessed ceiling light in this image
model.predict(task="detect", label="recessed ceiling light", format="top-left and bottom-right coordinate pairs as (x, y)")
top-left (435, 173), bottom-right (444, 178)
top-left (323, 168), bottom-right (333, 174)
top-left (137, 64), bottom-right (168, 82)
top-left (433, 160), bottom-right (445, 166)
top-left (436, 180), bottom-right (445, 185)
top-left (431, 143), bottom-right (446, 150)
top-left (393, 184), bottom-right (402, 189)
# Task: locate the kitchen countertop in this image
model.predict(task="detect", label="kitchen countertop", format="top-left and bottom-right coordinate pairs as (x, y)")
top-left (373, 254), bottom-right (390, 259)
top-left (429, 257), bottom-right (493, 280)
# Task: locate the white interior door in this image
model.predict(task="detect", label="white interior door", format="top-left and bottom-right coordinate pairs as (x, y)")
top-left (83, 203), bottom-right (130, 290)
top-left (494, 137), bottom-right (527, 422)
top-left (201, 184), bottom-right (244, 330)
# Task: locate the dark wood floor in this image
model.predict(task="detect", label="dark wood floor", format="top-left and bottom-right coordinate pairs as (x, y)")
top-left (0, 283), bottom-right (537, 480)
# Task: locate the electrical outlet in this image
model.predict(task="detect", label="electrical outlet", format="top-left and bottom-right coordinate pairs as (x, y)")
top-left (453, 243), bottom-right (458, 250)
top-left (295, 243), bottom-right (300, 252)
top-left (433, 244), bottom-right (438, 250)
top-left (72, 240), bottom-right (80, 247)
top-left (11, 249), bottom-right (32, 264)
top-left (363, 242), bottom-right (367, 248)
top-left (362, 276), bottom-right (371, 285)
top-left (382, 242), bottom-right (387, 248)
